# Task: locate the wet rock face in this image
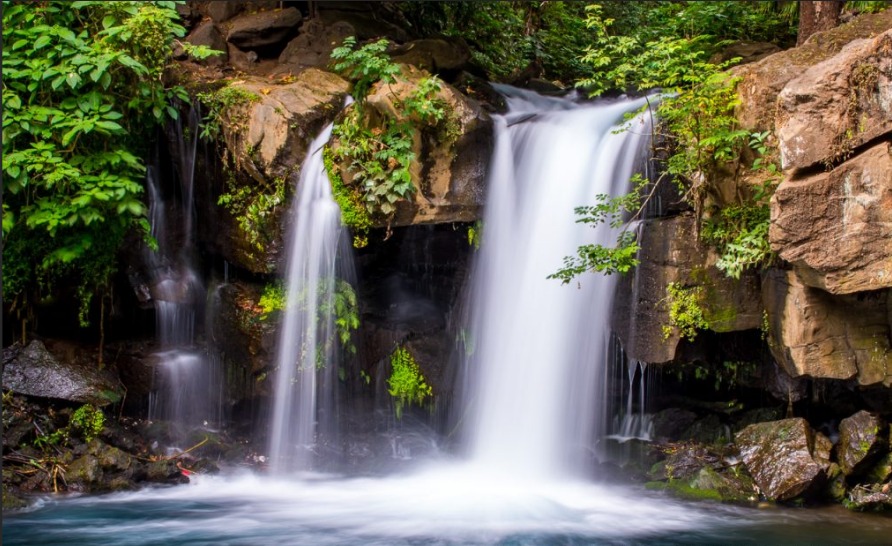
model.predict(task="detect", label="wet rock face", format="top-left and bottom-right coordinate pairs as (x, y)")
top-left (762, 270), bottom-right (892, 386)
top-left (770, 142), bottom-right (892, 295)
top-left (1, 341), bottom-right (123, 406)
top-left (736, 418), bottom-right (830, 501)
top-left (612, 214), bottom-right (762, 364)
top-left (837, 410), bottom-right (889, 476)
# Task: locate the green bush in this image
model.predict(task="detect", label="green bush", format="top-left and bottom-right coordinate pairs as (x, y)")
top-left (387, 346), bottom-right (433, 419)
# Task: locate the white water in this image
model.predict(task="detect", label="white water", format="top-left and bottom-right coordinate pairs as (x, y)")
top-left (146, 106), bottom-right (222, 431)
top-left (462, 88), bottom-right (654, 479)
top-left (268, 123), bottom-right (354, 473)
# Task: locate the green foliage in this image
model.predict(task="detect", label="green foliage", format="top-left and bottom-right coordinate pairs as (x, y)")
top-left (196, 84), bottom-right (260, 141)
top-left (323, 147), bottom-right (372, 248)
top-left (327, 37), bottom-right (456, 242)
top-left (258, 282), bottom-right (286, 319)
top-left (549, 173), bottom-right (649, 283)
top-left (701, 131), bottom-right (779, 279)
top-left (34, 404), bottom-right (105, 449)
top-left (331, 37), bottom-right (400, 103)
top-left (217, 172), bottom-right (286, 260)
top-left (266, 278), bottom-right (360, 356)
top-left (2, 1), bottom-right (193, 328)
top-left (467, 220), bottom-right (483, 250)
top-left (387, 346), bottom-right (433, 419)
top-left (69, 404), bottom-right (105, 442)
top-left (662, 282), bottom-right (710, 342)
top-left (320, 279), bottom-right (360, 355)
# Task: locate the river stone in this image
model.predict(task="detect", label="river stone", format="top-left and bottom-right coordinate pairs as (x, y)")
top-left (226, 7), bottom-right (302, 49)
top-left (847, 484), bottom-right (892, 511)
top-left (736, 418), bottom-right (830, 501)
top-left (762, 270), bottom-right (892, 386)
top-left (837, 411), bottom-right (888, 476)
top-left (770, 141), bottom-right (892, 295)
top-left (867, 452), bottom-right (892, 484)
top-left (776, 29), bottom-right (892, 172)
top-left (1, 341), bottom-right (124, 405)
top-left (66, 455), bottom-right (103, 491)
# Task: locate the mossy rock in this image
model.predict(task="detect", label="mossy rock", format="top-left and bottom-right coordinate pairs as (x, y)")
top-left (2, 487), bottom-right (29, 510)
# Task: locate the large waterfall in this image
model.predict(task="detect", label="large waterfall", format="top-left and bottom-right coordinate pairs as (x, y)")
top-left (267, 123), bottom-right (355, 473)
top-left (461, 87), bottom-right (653, 479)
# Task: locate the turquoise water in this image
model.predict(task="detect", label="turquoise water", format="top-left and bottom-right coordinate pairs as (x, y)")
top-left (5, 467), bottom-right (892, 545)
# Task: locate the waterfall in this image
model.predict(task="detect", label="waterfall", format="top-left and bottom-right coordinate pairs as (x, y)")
top-left (462, 87), bottom-right (654, 480)
top-left (147, 105), bottom-right (222, 432)
top-left (268, 122), bottom-right (356, 473)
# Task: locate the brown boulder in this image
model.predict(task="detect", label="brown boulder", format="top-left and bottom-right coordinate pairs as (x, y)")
top-left (389, 38), bottom-right (472, 76)
top-left (226, 7), bottom-right (302, 49)
top-left (277, 19), bottom-right (355, 70)
top-left (776, 29), bottom-right (892, 171)
top-left (736, 418), bottom-right (830, 501)
top-left (734, 9), bottom-right (892, 132)
top-left (770, 142), bottom-right (892, 294)
top-left (185, 21), bottom-right (228, 66)
top-left (837, 410), bottom-right (889, 476)
top-left (761, 269), bottom-right (892, 386)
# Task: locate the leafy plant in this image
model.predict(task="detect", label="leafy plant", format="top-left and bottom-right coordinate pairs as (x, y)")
top-left (258, 282), bottom-right (287, 319)
top-left (387, 346), bottom-right (433, 419)
top-left (662, 282), bottom-right (710, 342)
top-left (33, 404), bottom-right (105, 448)
top-left (1, 1), bottom-right (201, 338)
top-left (217, 172), bottom-right (286, 263)
top-left (327, 37), bottom-right (457, 244)
top-left (196, 84), bottom-right (260, 142)
top-left (549, 173), bottom-right (650, 283)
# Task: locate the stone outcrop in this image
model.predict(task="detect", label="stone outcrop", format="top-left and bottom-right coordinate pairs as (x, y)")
top-left (734, 9), bottom-right (892, 131)
top-left (771, 142), bottom-right (892, 294)
top-left (2, 341), bottom-right (124, 406)
top-left (184, 21), bottom-right (228, 66)
top-left (762, 270), bottom-right (892, 386)
top-left (389, 38), bottom-right (472, 77)
top-left (612, 214), bottom-right (762, 364)
top-left (837, 410), bottom-right (889, 476)
top-left (736, 418), bottom-right (831, 501)
top-left (205, 69), bottom-right (349, 273)
top-left (277, 19), bottom-right (355, 70)
top-left (776, 29), bottom-right (892, 172)
top-left (331, 64), bottom-right (492, 227)
top-left (225, 7), bottom-right (302, 50)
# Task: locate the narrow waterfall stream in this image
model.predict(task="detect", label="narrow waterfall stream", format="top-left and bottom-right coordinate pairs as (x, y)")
top-left (268, 122), bottom-right (356, 473)
top-left (463, 87), bottom-right (654, 479)
top-left (146, 106), bottom-right (223, 432)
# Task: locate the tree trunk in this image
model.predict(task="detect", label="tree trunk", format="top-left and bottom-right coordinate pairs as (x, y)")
top-left (797, 1), bottom-right (844, 46)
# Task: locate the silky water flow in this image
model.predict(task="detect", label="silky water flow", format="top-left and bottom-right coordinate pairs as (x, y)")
top-left (10, 91), bottom-right (890, 545)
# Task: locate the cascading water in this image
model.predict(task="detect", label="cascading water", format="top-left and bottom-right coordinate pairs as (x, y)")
top-left (268, 122), bottom-right (356, 473)
top-left (146, 105), bottom-right (222, 431)
top-left (461, 87), bottom-right (654, 480)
